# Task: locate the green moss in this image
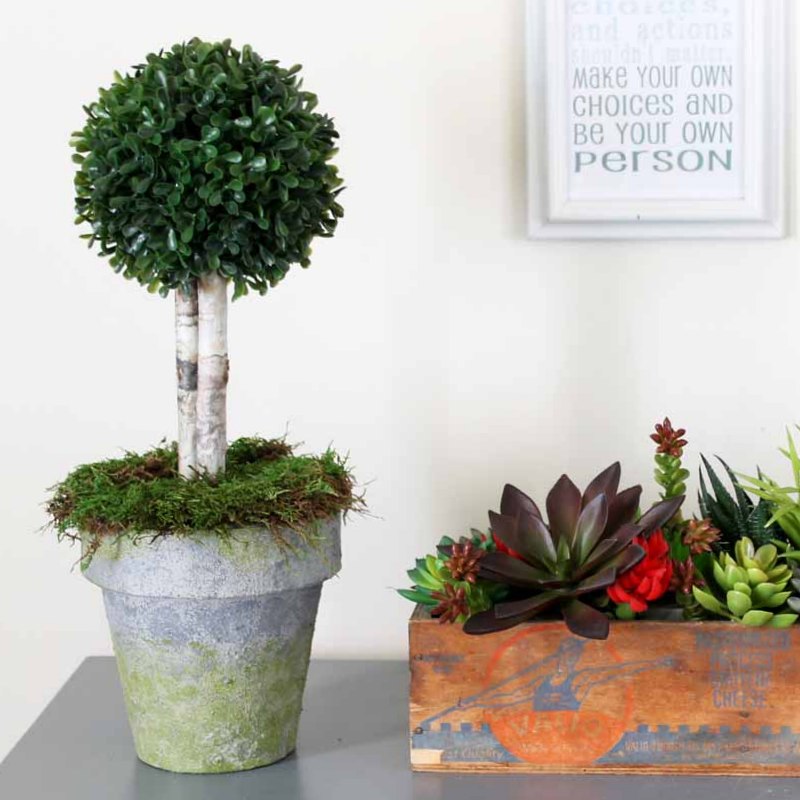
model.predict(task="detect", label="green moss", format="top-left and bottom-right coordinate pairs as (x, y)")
top-left (112, 631), bottom-right (314, 772)
top-left (46, 437), bottom-right (362, 556)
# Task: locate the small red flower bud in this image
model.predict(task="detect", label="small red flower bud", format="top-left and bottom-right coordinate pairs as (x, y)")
top-left (650, 417), bottom-right (688, 458)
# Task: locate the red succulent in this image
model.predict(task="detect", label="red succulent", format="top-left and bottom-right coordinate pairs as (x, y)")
top-left (607, 529), bottom-right (673, 613)
top-left (650, 418), bottom-right (687, 458)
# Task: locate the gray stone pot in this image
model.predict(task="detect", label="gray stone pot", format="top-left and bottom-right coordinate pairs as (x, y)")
top-left (83, 516), bottom-right (341, 774)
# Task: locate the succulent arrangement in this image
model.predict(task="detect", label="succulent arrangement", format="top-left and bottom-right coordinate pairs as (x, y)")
top-left (400, 418), bottom-right (800, 639)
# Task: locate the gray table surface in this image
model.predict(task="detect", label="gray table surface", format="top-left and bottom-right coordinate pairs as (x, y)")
top-left (0, 657), bottom-right (797, 799)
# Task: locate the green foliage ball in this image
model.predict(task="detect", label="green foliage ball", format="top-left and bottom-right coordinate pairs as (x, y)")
top-left (71, 38), bottom-right (344, 298)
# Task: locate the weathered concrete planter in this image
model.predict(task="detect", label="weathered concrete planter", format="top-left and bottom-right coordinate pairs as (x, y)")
top-left (83, 516), bottom-right (341, 774)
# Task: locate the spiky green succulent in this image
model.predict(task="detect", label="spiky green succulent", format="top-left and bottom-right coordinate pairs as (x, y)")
top-left (692, 538), bottom-right (798, 628)
top-left (398, 531), bottom-right (504, 622)
top-left (698, 456), bottom-right (778, 549)
top-left (463, 463), bottom-right (684, 640)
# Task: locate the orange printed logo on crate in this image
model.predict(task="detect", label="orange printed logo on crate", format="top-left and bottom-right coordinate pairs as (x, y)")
top-left (412, 622), bottom-right (800, 771)
top-left (486, 626), bottom-right (662, 763)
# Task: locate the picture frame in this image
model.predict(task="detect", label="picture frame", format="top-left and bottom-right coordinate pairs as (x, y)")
top-left (527, 0), bottom-right (789, 239)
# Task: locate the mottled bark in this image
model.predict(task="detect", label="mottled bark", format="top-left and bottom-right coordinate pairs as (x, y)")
top-left (196, 273), bottom-right (229, 477)
top-left (175, 282), bottom-right (198, 478)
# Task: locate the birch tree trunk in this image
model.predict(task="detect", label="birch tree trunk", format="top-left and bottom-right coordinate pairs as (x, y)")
top-left (175, 282), bottom-right (198, 478)
top-left (196, 272), bottom-right (229, 477)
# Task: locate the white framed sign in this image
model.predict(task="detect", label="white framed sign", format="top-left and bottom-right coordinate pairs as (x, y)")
top-left (527, 0), bottom-right (789, 239)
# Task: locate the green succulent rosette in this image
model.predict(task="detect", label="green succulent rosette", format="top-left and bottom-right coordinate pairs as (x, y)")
top-left (693, 538), bottom-right (799, 628)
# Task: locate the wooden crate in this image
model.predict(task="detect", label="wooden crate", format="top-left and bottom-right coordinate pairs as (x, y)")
top-left (409, 606), bottom-right (800, 775)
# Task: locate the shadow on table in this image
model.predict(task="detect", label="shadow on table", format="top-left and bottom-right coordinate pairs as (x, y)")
top-left (299, 659), bottom-right (408, 755)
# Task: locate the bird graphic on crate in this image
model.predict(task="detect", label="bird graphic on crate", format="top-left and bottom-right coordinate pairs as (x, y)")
top-left (414, 638), bottom-right (674, 764)
top-left (423, 638), bottom-right (672, 721)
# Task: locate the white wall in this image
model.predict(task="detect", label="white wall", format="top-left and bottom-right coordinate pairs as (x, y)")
top-left (1, 0), bottom-right (798, 760)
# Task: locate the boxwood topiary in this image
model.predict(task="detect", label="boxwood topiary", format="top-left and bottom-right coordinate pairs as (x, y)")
top-left (71, 38), bottom-right (344, 299)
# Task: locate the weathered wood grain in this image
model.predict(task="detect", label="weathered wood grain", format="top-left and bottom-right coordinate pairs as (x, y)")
top-left (409, 607), bottom-right (800, 775)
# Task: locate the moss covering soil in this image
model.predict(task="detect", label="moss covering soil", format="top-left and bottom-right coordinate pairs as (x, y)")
top-left (46, 437), bottom-right (361, 557)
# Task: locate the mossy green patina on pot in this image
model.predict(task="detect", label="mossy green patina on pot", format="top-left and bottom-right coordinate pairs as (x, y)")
top-left (109, 600), bottom-right (315, 773)
top-left (83, 516), bottom-right (341, 773)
